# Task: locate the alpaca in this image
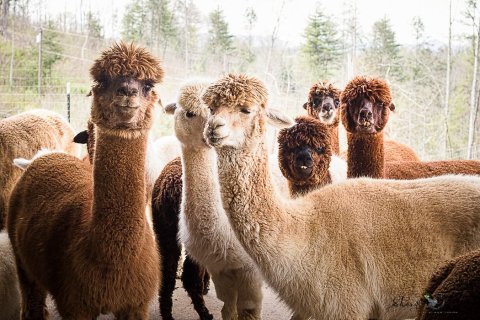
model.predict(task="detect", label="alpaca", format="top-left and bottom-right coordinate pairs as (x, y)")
top-left (0, 109), bottom-right (77, 230)
top-left (277, 116), bottom-right (346, 197)
top-left (202, 73), bottom-right (480, 320)
top-left (384, 138), bottom-right (420, 162)
top-left (341, 76), bottom-right (480, 179)
top-left (303, 80), bottom-right (342, 154)
top-left (152, 156), bottom-right (213, 320)
top-left (7, 42), bottom-right (163, 319)
top-left (73, 121), bottom-right (180, 196)
top-left (171, 80), bottom-right (264, 320)
top-left (0, 230), bottom-right (20, 320)
top-left (417, 250), bottom-right (480, 320)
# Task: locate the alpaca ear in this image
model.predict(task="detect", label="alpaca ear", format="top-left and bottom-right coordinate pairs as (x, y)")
top-left (164, 103), bottom-right (177, 115)
top-left (302, 102), bottom-right (308, 109)
top-left (73, 130), bottom-right (89, 144)
top-left (265, 108), bottom-right (295, 129)
top-left (389, 103), bottom-right (396, 111)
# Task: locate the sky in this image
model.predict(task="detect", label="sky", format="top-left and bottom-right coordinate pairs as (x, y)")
top-left (43, 0), bottom-right (470, 47)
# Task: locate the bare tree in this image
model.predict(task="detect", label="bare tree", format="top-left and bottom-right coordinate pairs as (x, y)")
top-left (444, 0), bottom-right (452, 158)
top-left (1, 0), bottom-right (10, 35)
top-left (467, 0), bottom-right (480, 159)
top-left (264, 0), bottom-right (286, 75)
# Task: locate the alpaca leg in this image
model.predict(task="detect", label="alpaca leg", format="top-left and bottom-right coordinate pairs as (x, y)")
top-left (202, 269), bottom-right (211, 295)
top-left (181, 255), bottom-right (213, 320)
top-left (235, 270), bottom-right (263, 320)
top-left (114, 303), bottom-right (149, 320)
top-left (211, 271), bottom-right (238, 320)
top-left (16, 261), bottom-right (49, 320)
top-left (158, 240), bottom-right (181, 320)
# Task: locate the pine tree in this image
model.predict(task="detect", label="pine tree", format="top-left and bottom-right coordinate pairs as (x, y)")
top-left (208, 8), bottom-right (234, 61)
top-left (365, 17), bottom-right (402, 79)
top-left (146, 0), bottom-right (177, 57)
top-left (301, 5), bottom-right (341, 79)
top-left (85, 11), bottom-right (103, 38)
top-left (121, 0), bottom-right (147, 42)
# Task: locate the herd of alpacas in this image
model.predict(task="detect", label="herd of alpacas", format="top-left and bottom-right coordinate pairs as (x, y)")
top-left (1, 42), bottom-right (480, 320)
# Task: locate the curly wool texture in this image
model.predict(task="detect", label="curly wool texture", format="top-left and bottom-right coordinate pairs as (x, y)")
top-left (417, 250), bottom-right (480, 320)
top-left (305, 81), bottom-right (341, 120)
top-left (202, 73), bottom-right (268, 109)
top-left (90, 42), bottom-right (164, 84)
top-left (278, 116), bottom-right (333, 196)
top-left (340, 75), bottom-right (393, 133)
top-left (177, 82), bottom-right (210, 118)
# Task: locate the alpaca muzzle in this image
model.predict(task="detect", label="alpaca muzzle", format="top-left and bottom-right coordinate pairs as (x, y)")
top-left (205, 117), bottom-right (229, 146)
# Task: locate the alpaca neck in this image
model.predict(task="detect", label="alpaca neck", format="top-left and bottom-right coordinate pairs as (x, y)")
top-left (91, 128), bottom-right (148, 256)
top-left (216, 141), bottom-right (293, 259)
top-left (347, 132), bottom-right (385, 178)
top-left (289, 174), bottom-right (331, 198)
top-left (328, 124), bottom-right (340, 155)
top-left (181, 145), bottom-right (225, 235)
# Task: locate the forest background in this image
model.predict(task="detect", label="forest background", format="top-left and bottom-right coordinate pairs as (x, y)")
top-left (0, 0), bottom-right (479, 160)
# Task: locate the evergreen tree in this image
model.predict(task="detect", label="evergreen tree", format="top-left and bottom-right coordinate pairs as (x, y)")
top-left (365, 17), bottom-right (402, 79)
top-left (85, 11), bottom-right (103, 38)
top-left (41, 20), bottom-right (63, 79)
top-left (146, 0), bottom-right (177, 56)
top-left (121, 0), bottom-right (147, 42)
top-left (208, 8), bottom-right (234, 58)
top-left (301, 5), bottom-right (341, 79)
top-left (175, 0), bottom-right (201, 71)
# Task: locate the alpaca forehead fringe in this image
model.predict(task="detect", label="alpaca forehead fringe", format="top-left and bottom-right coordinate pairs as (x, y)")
top-left (278, 116), bottom-right (329, 149)
top-left (90, 42), bottom-right (164, 84)
top-left (309, 81), bottom-right (341, 99)
top-left (341, 76), bottom-right (392, 106)
top-left (203, 73), bottom-right (268, 109)
top-left (177, 82), bottom-right (210, 116)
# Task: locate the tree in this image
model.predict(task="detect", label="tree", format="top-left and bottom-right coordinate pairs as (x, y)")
top-left (207, 7), bottom-right (234, 68)
top-left (121, 0), bottom-right (147, 42)
top-left (341, 0), bottom-right (362, 80)
top-left (365, 17), bottom-right (402, 79)
top-left (41, 20), bottom-right (63, 79)
top-left (152, 0), bottom-right (177, 57)
top-left (301, 4), bottom-right (341, 79)
top-left (0, 0), bottom-right (10, 35)
top-left (85, 11), bottom-right (103, 38)
top-left (175, 0), bottom-right (200, 72)
top-left (444, 1), bottom-right (452, 158)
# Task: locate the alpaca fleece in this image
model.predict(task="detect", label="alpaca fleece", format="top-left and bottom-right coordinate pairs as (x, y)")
top-left (203, 73), bottom-right (480, 320)
top-left (304, 81), bottom-right (341, 154)
top-left (152, 157), bottom-right (212, 320)
top-left (384, 139), bottom-right (420, 161)
top-left (278, 116), bottom-right (333, 196)
top-left (417, 250), bottom-right (480, 320)
top-left (385, 159), bottom-right (480, 179)
top-left (0, 231), bottom-right (20, 320)
top-left (0, 109), bottom-right (76, 230)
top-left (7, 42), bottom-right (162, 318)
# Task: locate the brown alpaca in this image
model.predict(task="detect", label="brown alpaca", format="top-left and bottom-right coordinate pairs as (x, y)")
top-left (384, 138), bottom-right (420, 161)
top-left (417, 250), bottom-right (480, 320)
top-left (7, 43), bottom-right (163, 319)
top-left (303, 81), bottom-right (341, 154)
top-left (0, 109), bottom-right (77, 230)
top-left (277, 116), bottom-right (346, 197)
top-left (342, 76), bottom-right (480, 179)
top-left (341, 75), bottom-right (419, 178)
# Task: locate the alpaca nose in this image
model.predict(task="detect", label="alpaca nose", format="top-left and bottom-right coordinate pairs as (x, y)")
top-left (295, 151), bottom-right (313, 168)
top-left (359, 109), bottom-right (372, 120)
top-left (208, 117), bottom-right (226, 132)
top-left (322, 102), bottom-right (333, 112)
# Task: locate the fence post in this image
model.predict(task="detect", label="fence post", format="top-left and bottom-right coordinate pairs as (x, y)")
top-left (66, 82), bottom-right (71, 123)
top-left (36, 28), bottom-right (42, 96)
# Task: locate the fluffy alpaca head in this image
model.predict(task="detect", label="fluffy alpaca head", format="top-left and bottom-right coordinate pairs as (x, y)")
top-left (164, 80), bottom-right (211, 147)
top-left (89, 42), bottom-right (164, 135)
top-left (303, 81), bottom-right (341, 126)
top-left (202, 73), bottom-right (294, 149)
top-left (340, 75), bottom-right (395, 134)
top-left (278, 116), bottom-right (332, 186)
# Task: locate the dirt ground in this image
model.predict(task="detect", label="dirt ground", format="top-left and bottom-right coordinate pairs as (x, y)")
top-left (46, 279), bottom-right (294, 320)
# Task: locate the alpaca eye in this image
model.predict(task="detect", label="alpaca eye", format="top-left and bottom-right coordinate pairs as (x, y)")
top-left (185, 111), bottom-right (196, 118)
top-left (316, 147), bottom-right (325, 154)
top-left (240, 108), bottom-right (251, 114)
top-left (144, 83), bottom-right (153, 93)
top-left (334, 100), bottom-right (340, 108)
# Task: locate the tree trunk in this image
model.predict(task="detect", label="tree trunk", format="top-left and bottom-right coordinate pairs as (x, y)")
top-left (444, 0), bottom-right (452, 158)
top-left (1, 0), bottom-right (10, 35)
top-left (467, 16), bottom-right (480, 159)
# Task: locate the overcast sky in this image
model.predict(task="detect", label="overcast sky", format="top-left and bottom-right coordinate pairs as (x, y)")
top-left (44, 0), bottom-right (470, 47)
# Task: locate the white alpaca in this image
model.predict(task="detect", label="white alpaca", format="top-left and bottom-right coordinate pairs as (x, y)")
top-left (0, 231), bottom-right (20, 320)
top-left (202, 73), bottom-right (480, 320)
top-left (168, 80), bottom-right (263, 320)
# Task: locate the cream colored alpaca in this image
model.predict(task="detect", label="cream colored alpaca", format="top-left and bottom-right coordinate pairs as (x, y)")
top-left (169, 80), bottom-right (263, 320)
top-left (203, 74), bottom-right (480, 320)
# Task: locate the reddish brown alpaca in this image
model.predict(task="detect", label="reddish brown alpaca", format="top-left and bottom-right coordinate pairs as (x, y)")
top-left (341, 76), bottom-right (395, 178)
top-left (278, 116), bottom-right (333, 196)
top-left (303, 81), bottom-right (341, 154)
top-left (7, 43), bottom-right (163, 319)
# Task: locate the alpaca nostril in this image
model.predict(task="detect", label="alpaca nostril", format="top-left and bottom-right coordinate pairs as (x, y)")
top-left (359, 109), bottom-right (372, 119)
top-left (323, 103), bottom-right (333, 112)
top-left (116, 87), bottom-right (128, 96)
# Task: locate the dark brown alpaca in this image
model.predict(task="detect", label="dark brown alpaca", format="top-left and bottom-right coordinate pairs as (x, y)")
top-left (303, 81), bottom-right (341, 154)
top-left (7, 43), bottom-right (163, 319)
top-left (340, 75), bottom-right (395, 178)
top-left (152, 157), bottom-right (213, 320)
top-left (417, 250), bottom-right (480, 320)
top-left (278, 116), bottom-right (345, 197)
